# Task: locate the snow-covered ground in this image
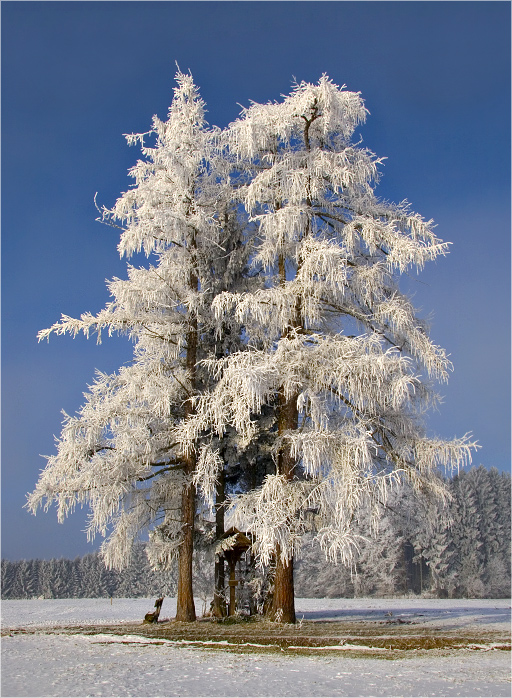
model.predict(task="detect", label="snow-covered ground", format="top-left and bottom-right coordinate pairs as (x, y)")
top-left (2, 598), bottom-right (510, 697)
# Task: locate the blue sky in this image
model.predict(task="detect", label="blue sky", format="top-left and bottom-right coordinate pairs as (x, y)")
top-left (2, 1), bottom-right (510, 561)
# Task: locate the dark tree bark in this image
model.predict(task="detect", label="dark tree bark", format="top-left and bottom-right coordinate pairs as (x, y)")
top-left (267, 387), bottom-right (298, 624)
top-left (212, 469), bottom-right (227, 617)
top-left (175, 463), bottom-right (196, 621)
top-left (175, 278), bottom-right (198, 622)
top-left (265, 252), bottom-right (300, 624)
top-left (269, 546), bottom-right (295, 623)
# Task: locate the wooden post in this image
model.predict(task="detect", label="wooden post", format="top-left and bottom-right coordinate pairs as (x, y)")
top-left (221, 529), bottom-right (251, 617)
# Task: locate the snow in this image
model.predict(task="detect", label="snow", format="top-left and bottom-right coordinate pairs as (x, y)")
top-left (2, 598), bottom-right (510, 697)
top-left (293, 597), bottom-right (510, 632)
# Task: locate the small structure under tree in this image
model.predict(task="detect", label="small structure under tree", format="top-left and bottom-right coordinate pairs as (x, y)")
top-left (216, 528), bottom-right (253, 617)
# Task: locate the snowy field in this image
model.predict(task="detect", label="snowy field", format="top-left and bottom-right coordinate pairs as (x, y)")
top-left (2, 597), bottom-right (510, 697)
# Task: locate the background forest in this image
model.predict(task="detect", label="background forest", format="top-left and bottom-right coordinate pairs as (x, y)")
top-left (3, 466), bottom-right (510, 602)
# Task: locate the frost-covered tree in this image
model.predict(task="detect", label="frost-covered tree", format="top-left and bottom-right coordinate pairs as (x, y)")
top-left (487, 467), bottom-right (511, 596)
top-left (448, 467), bottom-right (511, 598)
top-left (76, 553), bottom-right (110, 598)
top-left (182, 75), bottom-right (476, 622)
top-left (296, 506), bottom-right (403, 599)
top-left (27, 73), bottom-right (481, 621)
top-left (50, 558), bottom-right (74, 598)
top-left (1, 559), bottom-right (15, 599)
top-left (390, 466), bottom-right (510, 599)
top-left (448, 471), bottom-right (485, 597)
top-left (394, 484), bottom-right (456, 597)
top-left (468, 465), bottom-right (512, 597)
top-left (27, 71), bottom-right (248, 621)
top-left (420, 520), bottom-right (457, 597)
top-left (469, 466), bottom-right (500, 593)
top-left (9, 559), bottom-right (37, 599)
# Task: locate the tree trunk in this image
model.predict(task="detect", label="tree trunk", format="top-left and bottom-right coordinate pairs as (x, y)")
top-left (269, 545), bottom-right (295, 623)
top-left (268, 388), bottom-right (298, 623)
top-left (266, 251), bottom-right (300, 623)
top-left (175, 463), bottom-right (196, 621)
top-left (212, 470), bottom-right (227, 617)
top-left (175, 294), bottom-right (198, 622)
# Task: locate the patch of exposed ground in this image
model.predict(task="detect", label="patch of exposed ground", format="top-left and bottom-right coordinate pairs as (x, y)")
top-left (4, 616), bottom-right (510, 659)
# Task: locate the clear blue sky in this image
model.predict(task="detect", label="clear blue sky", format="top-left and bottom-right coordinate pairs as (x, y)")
top-left (2, 1), bottom-right (510, 561)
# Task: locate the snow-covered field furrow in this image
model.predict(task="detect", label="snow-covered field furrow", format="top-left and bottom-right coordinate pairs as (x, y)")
top-left (2, 598), bottom-right (510, 697)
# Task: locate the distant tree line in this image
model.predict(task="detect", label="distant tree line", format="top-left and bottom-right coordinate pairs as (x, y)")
top-left (1, 542), bottom-right (179, 602)
top-left (295, 466), bottom-right (511, 599)
top-left (4, 466), bottom-right (510, 601)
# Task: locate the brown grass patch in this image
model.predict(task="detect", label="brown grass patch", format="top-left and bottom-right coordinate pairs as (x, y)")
top-left (5, 616), bottom-right (510, 658)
